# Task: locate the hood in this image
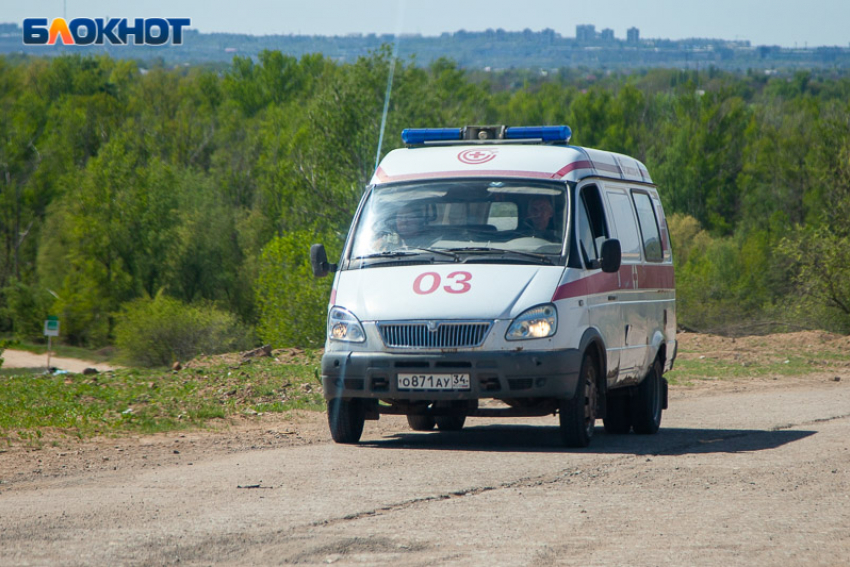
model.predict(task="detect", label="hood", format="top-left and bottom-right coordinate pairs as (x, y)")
top-left (332, 264), bottom-right (564, 321)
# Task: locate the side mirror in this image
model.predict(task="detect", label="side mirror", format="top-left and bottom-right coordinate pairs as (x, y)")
top-left (600, 239), bottom-right (622, 273)
top-left (310, 244), bottom-right (337, 278)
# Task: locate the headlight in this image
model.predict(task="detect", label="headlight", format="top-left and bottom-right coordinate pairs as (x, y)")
top-left (505, 304), bottom-right (557, 340)
top-left (328, 307), bottom-right (366, 343)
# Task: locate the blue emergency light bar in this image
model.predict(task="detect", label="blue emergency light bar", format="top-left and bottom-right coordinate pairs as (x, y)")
top-left (401, 128), bottom-right (462, 145)
top-left (401, 125), bottom-right (572, 145)
top-left (505, 125), bottom-right (572, 143)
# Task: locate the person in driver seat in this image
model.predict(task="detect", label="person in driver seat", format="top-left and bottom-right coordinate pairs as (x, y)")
top-left (373, 202), bottom-right (433, 251)
top-left (522, 196), bottom-right (557, 240)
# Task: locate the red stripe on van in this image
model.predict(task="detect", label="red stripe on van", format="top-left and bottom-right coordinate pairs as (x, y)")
top-left (374, 160), bottom-right (596, 184)
top-left (551, 264), bottom-right (674, 301)
top-left (374, 169), bottom-right (566, 182)
top-left (374, 167), bottom-right (391, 182)
top-left (552, 160), bottom-right (594, 178)
top-left (637, 264), bottom-right (676, 288)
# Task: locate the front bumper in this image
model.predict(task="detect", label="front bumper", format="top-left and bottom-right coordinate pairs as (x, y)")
top-left (322, 349), bottom-right (582, 401)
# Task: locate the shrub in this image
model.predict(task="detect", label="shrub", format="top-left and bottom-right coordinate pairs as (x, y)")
top-left (114, 295), bottom-right (252, 367)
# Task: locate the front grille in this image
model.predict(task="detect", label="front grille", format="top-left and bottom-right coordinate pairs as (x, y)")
top-left (378, 321), bottom-right (492, 349)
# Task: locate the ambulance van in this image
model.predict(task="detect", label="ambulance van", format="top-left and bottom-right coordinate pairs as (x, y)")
top-left (311, 125), bottom-right (676, 447)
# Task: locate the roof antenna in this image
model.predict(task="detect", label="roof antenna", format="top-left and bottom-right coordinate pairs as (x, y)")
top-left (374, 0), bottom-right (406, 172)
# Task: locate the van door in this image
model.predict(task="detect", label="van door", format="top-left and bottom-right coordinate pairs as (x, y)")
top-left (603, 186), bottom-right (644, 383)
top-left (630, 189), bottom-right (667, 373)
top-left (577, 183), bottom-right (621, 386)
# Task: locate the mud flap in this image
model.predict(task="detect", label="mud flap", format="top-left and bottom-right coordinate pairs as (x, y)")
top-left (661, 377), bottom-right (669, 410)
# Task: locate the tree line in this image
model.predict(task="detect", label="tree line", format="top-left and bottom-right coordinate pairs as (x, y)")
top-left (1, 51), bottom-right (849, 364)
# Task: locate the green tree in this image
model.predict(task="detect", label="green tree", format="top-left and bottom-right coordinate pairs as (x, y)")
top-left (255, 230), bottom-right (340, 348)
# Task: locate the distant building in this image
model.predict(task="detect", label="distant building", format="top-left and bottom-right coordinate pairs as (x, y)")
top-left (600, 28), bottom-right (615, 42)
top-left (627, 27), bottom-right (640, 44)
top-left (576, 24), bottom-right (596, 43)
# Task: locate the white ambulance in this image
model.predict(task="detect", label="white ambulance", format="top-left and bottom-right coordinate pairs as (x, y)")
top-left (311, 125), bottom-right (676, 447)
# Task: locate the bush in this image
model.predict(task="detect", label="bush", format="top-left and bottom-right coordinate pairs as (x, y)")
top-left (255, 229), bottom-right (340, 348)
top-left (114, 295), bottom-right (252, 367)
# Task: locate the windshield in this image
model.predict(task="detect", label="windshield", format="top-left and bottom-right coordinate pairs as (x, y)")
top-left (347, 179), bottom-right (568, 266)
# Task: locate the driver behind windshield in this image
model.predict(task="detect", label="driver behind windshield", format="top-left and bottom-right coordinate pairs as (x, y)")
top-left (372, 202), bottom-right (433, 251)
top-left (522, 197), bottom-right (558, 241)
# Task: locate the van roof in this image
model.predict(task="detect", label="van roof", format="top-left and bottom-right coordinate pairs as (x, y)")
top-left (372, 143), bottom-right (652, 186)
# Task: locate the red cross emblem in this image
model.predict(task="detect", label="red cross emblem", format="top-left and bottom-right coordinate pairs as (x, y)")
top-left (457, 149), bottom-right (497, 165)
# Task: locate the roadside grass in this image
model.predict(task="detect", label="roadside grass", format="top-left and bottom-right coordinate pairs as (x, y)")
top-left (0, 367), bottom-right (43, 377)
top-left (0, 353), bottom-right (324, 447)
top-left (666, 356), bottom-right (811, 385)
top-left (5, 332), bottom-right (848, 446)
top-left (666, 339), bottom-right (850, 386)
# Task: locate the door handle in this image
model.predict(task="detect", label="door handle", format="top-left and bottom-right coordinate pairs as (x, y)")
top-left (607, 295), bottom-right (617, 301)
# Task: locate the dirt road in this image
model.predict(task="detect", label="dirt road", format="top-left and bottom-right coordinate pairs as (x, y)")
top-left (2, 348), bottom-right (118, 373)
top-left (1, 376), bottom-right (848, 566)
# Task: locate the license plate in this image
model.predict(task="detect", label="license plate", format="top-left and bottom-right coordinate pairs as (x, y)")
top-left (397, 373), bottom-right (470, 391)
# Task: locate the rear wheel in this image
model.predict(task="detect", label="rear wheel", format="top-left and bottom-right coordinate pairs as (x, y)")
top-left (327, 398), bottom-right (365, 444)
top-left (631, 360), bottom-right (664, 434)
top-left (407, 414), bottom-right (436, 431)
top-left (559, 354), bottom-right (598, 448)
top-left (603, 394), bottom-right (632, 434)
top-left (435, 401), bottom-right (466, 431)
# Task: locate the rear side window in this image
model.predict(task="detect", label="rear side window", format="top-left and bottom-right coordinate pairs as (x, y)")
top-left (605, 190), bottom-right (641, 262)
top-left (632, 191), bottom-right (663, 262)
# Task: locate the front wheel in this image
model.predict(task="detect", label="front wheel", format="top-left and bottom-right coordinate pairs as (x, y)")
top-left (327, 398), bottom-right (365, 444)
top-left (631, 360), bottom-right (664, 434)
top-left (559, 354), bottom-right (598, 448)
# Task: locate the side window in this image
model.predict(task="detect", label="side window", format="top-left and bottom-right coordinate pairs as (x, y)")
top-left (632, 191), bottom-right (663, 262)
top-left (652, 196), bottom-right (673, 262)
top-left (606, 190), bottom-right (642, 262)
top-left (577, 185), bottom-right (608, 267)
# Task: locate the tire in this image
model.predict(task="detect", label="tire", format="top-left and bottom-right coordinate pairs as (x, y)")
top-left (327, 398), bottom-right (365, 444)
top-left (434, 401), bottom-right (466, 431)
top-left (435, 415), bottom-right (466, 431)
top-left (407, 414), bottom-right (436, 431)
top-left (559, 354), bottom-right (598, 448)
top-left (631, 359), bottom-right (664, 434)
top-left (603, 394), bottom-right (632, 434)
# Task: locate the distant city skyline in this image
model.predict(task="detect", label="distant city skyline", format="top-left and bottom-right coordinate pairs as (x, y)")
top-left (6, 0), bottom-right (850, 48)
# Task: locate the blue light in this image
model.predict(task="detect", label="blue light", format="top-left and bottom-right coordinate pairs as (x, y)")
top-left (401, 128), bottom-right (462, 145)
top-left (505, 126), bottom-right (572, 143)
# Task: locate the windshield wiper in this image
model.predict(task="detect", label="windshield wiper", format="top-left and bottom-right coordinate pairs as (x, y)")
top-left (443, 247), bottom-right (555, 265)
top-left (355, 248), bottom-right (459, 261)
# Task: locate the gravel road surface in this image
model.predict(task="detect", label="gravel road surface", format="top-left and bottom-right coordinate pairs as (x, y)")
top-left (1, 377), bottom-right (848, 566)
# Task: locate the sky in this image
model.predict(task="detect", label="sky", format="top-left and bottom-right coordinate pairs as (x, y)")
top-left (6, 0), bottom-right (850, 48)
